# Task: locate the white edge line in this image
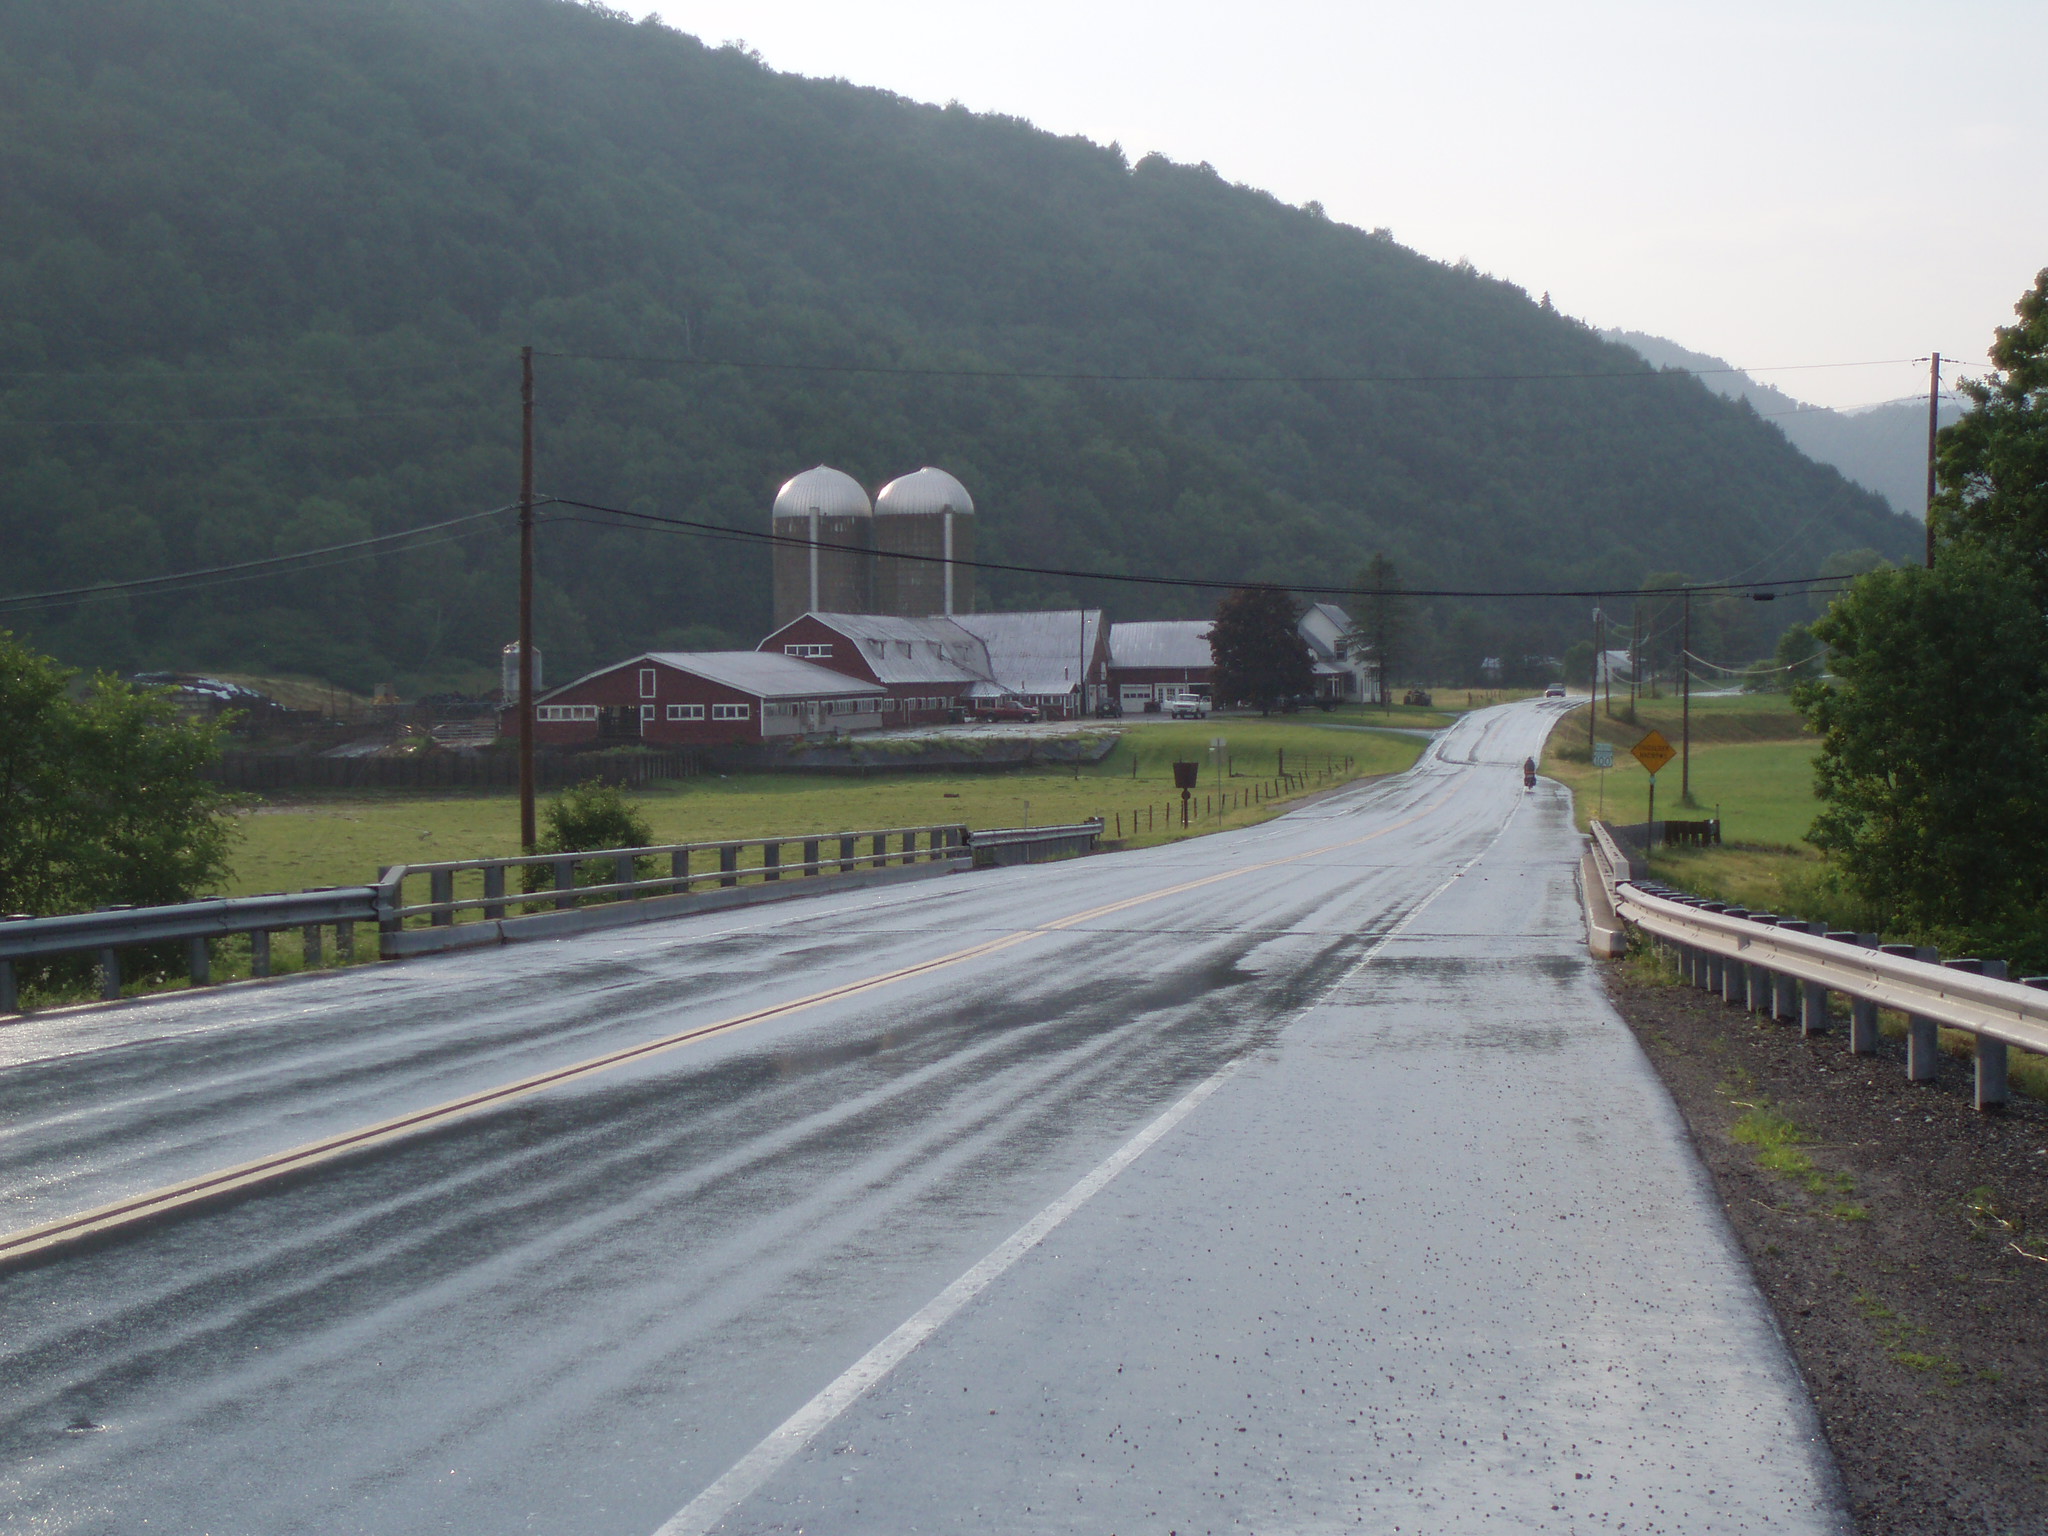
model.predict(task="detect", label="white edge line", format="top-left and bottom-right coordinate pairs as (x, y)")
top-left (647, 783), bottom-right (1524, 1536)
top-left (648, 1057), bottom-right (1241, 1536)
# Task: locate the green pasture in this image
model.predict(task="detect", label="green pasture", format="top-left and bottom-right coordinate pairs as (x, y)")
top-left (224, 719), bottom-right (1425, 897)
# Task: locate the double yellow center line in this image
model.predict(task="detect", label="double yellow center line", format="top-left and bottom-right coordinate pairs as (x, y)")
top-left (0, 785), bottom-right (1464, 1271)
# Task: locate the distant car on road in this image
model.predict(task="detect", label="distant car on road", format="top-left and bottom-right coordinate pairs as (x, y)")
top-left (1165, 693), bottom-right (1210, 719)
top-left (1544, 685), bottom-right (1566, 698)
top-left (969, 701), bottom-right (1039, 722)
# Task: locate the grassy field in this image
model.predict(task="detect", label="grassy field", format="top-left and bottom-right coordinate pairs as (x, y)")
top-left (224, 718), bottom-right (1426, 896)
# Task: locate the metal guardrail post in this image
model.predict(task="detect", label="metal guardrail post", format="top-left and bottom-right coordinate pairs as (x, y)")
top-left (483, 866), bottom-right (506, 920)
top-left (615, 853), bottom-right (637, 898)
top-left (0, 959), bottom-right (14, 1016)
top-left (1772, 920), bottom-right (1807, 1020)
top-left (871, 833), bottom-right (886, 869)
top-left (719, 845), bottom-right (739, 888)
top-left (1718, 909), bottom-right (1748, 1004)
top-left (1848, 934), bottom-right (1880, 1052)
top-left (762, 842), bottom-right (780, 881)
top-left (803, 838), bottom-right (820, 877)
top-left (839, 835), bottom-right (855, 874)
top-left (1948, 960), bottom-right (2008, 1108)
top-left (553, 859), bottom-right (575, 911)
top-left (251, 929), bottom-right (271, 978)
top-left (303, 922), bottom-right (324, 969)
top-left (335, 921), bottom-right (353, 965)
top-left (1745, 913), bottom-right (1778, 1016)
top-left (1884, 944), bottom-right (1942, 1079)
top-left (187, 935), bottom-right (211, 986)
top-left (430, 870), bottom-right (454, 928)
top-left (671, 850), bottom-right (690, 892)
top-left (98, 947), bottom-right (120, 1001)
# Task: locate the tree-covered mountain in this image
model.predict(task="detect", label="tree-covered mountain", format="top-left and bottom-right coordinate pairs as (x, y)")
top-left (0, 0), bottom-right (1920, 691)
top-left (1604, 330), bottom-right (1965, 520)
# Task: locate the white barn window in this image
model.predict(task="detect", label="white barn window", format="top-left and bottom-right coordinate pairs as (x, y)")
top-left (667, 703), bottom-right (703, 721)
top-left (639, 667), bottom-right (657, 698)
top-left (711, 703), bottom-right (750, 721)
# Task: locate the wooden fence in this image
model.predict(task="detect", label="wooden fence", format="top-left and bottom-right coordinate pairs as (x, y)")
top-left (206, 750), bottom-right (700, 792)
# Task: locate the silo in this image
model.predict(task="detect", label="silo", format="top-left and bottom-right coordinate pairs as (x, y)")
top-left (873, 467), bottom-right (975, 617)
top-left (771, 466), bottom-right (873, 628)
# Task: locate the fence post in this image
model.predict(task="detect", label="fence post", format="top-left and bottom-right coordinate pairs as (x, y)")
top-left (804, 838), bottom-right (820, 877)
top-left (871, 833), bottom-right (886, 869)
top-left (335, 921), bottom-right (354, 965)
top-left (188, 935), bottom-right (212, 986)
top-left (302, 922), bottom-right (324, 969)
top-left (252, 929), bottom-right (272, 978)
top-left (615, 853), bottom-right (637, 899)
top-left (483, 866), bottom-right (506, 920)
top-left (763, 842), bottom-right (781, 881)
top-left (376, 866), bottom-right (403, 957)
top-left (672, 849), bottom-right (690, 893)
top-left (430, 869), bottom-right (454, 927)
top-left (839, 835), bottom-right (856, 874)
top-left (720, 845), bottom-right (739, 887)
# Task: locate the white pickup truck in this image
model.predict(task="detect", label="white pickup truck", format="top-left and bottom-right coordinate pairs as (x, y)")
top-left (1165, 693), bottom-right (1210, 719)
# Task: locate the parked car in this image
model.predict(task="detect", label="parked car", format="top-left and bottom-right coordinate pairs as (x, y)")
top-left (1544, 685), bottom-right (1566, 698)
top-left (1165, 693), bottom-right (1210, 719)
top-left (969, 701), bottom-right (1039, 722)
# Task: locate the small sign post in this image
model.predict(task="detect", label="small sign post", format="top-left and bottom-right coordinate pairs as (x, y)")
top-left (1591, 739), bottom-right (1613, 817)
top-left (1173, 760), bottom-right (1198, 827)
top-left (1631, 730), bottom-right (1675, 839)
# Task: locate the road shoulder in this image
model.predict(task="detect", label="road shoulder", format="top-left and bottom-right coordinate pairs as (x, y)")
top-left (1602, 954), bottom-right (2048, 1536)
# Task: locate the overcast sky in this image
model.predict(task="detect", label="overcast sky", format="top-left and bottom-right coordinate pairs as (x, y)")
top-left (652, 0), bottom-right (2043, 412)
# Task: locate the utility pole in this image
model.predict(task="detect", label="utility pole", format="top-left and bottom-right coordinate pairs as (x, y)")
top-left (1587, 604), bottom-right (1599, 754)
top-left (1600, 607), bottom-right (1611, 719)
top-left (1680, 587), bottom-right (1692, 806)
top-left (1924, 351), bottom-right (1941, 567)
top-left (1627, 606), bottom-right (1640, 717)
top-left (518, 345), bottom-right (537, 851)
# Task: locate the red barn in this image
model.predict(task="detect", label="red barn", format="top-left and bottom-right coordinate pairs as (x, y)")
top-left (516, 651), bottom-right (885, 746)
top-left (756, 613), bottom-right (996, 726)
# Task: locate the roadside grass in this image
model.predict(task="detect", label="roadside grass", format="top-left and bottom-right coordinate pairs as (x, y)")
top-left (223, 720), bottom-right (1425, 898)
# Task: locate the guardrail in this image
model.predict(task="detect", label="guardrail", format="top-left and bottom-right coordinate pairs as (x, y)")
top-left (374, 824), bottom-right (971, 950)
top-left (1599, 858), bottom-right (2048, 1111)
top-left (0, 888), bottom-right (377, 1013)
top-left (965, 819), bottom-right (1104, 868)
top-left (0, 815), bottom-right (1116, 1017)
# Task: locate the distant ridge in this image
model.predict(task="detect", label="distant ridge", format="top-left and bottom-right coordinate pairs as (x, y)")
top-left (1602, 330), bottom-right (1965, 519)
top-left (0, 0), bottom-right (1919, 689)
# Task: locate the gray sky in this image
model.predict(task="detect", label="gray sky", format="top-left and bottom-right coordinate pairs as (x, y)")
top-left (652, 0), bottom-right (2043, 411)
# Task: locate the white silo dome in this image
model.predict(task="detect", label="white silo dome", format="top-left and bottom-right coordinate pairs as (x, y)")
top-left (875, 467), bottom-right (975, 517)
top-left (773, 465), bottom-right (873, 519)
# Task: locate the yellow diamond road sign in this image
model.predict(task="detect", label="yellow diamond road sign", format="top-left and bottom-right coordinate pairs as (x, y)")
top-left (1631, 729), bottom-right (1676, 776)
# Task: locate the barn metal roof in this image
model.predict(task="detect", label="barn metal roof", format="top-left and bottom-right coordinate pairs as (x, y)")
top-left (778, 614), bottom-right (992, 686)
top-left (1107, 620), bottom-right (1214, 671)
top-left (953, 609), bottom-right (1102, 696)
top-left (536, 651), bottom-right (882, 703)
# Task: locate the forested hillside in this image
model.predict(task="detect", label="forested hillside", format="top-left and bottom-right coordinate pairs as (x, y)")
top-left (0, 0), bottom-right (1919, 690)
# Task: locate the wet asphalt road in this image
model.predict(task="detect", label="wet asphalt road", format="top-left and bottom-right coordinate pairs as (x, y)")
top-left (0, 700), bottom-right (1843, 1534)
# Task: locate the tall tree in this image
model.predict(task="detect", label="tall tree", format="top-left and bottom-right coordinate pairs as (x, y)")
top-left (1798, 270), bottom-right (2048, 963)
top-left (1931, 267), bottom-right (2048, 594)
top-left (1348, 554), bottom-right (1403, 705)
top-left (1209, 587), bottom-right (1314, 712)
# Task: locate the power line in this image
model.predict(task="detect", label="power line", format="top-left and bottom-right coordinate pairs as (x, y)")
top-left (0, 406), bottom-right (458, 430)
top-left (0, 505), bottom-right (515, 614)
top-left (537, 347), bottom-right (1931, 389)
top-left (547, 495), bottom-right (1861, 601)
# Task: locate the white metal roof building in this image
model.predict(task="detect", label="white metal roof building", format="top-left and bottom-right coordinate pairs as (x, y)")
top-left (952, 610), bottom-right (1106, 709)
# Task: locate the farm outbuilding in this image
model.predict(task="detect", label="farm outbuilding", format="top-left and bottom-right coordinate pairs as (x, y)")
top-left (515, 651), bottom-right (885, 746)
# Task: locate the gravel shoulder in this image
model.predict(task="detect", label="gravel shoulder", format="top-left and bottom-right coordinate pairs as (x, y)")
top-left (1604, 953), bottom-right (2048, 1534)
